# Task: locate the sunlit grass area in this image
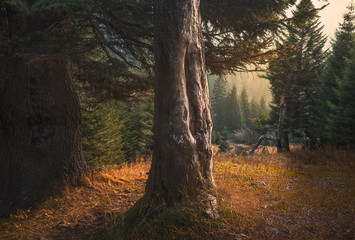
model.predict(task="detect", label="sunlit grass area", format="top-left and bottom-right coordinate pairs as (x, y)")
top-left (0, 149), bottom-right (354, 240)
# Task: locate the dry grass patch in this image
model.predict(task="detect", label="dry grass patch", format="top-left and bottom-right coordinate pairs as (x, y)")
top-left (0, 160), bottom-right (150, 240)
top-left (214, 149), bottom-right (355, 239)
top-left (0, 150), bottom-right (354, 240)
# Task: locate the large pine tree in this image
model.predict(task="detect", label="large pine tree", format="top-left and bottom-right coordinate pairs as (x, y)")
top-left (0, 0), bottom-right (90, 213)
top-left (265, 0), bottom-right (327, 151)
top-left (314, 4), bottom-right (355, 146)
top-left (329, 42), bottom-right (355, 146)
top-left (0, 0), bottom-right (155, 213)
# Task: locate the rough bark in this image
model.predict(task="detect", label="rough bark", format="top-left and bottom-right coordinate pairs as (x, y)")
top-left (146, 0), bottom-right (217, 217)
top-left (0, 56), bottom-right (87, 214)
top-left (277, 95), bottom-right (290, 152)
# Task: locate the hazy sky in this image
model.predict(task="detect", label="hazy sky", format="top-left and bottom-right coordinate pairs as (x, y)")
top-left (313, 0), bottom-right (353, 42)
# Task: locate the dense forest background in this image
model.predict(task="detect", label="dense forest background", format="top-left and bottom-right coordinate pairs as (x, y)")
top-left (0, 0), bottom-right (355, 239)
top-left (81, 74), bottom-right (272, 167)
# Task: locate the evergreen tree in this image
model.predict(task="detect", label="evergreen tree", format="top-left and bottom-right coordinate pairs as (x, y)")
top-left (259, 96), bottom-right (268, 114)
top-left (211, 75), bottom-right (228, 131)
top-left (314, 4), bottom-right (355, 145)
top-left (249, 97), bottom-right (259, 119)
top-left (329, 44), bottom-right (355, 146)
top-left (121, 99), bottom-right (154, 161)
top-left (239, 86), bottom-right (250, 129)
top-left (82, 101), bottom-right (125, 169)
top-left (202, 0), bottom-right (297, 73)
top-left (0, 0), bottom-right (90, 212)
top-left (224, 85), bottom-right (241, 131)
top-left (265, 0), bottom-right (327, 151)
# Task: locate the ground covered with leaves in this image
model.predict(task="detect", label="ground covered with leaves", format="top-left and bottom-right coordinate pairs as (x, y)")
top-left (0, 148), bottom-right (354, 240)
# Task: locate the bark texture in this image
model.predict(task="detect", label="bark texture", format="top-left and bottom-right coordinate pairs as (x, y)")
top-left (146, 0), bottom-right (217, 216)
top-left (277, 95), bottom-right (290, 152)
top-left (0, 56), bottom-right (87, 214)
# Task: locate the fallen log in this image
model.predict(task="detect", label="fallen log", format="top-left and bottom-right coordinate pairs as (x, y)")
top-left (249, 135), bottom-right (277, 155)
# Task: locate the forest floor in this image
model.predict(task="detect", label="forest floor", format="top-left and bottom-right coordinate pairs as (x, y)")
top-left (0, 148), bottom-right (354, 240)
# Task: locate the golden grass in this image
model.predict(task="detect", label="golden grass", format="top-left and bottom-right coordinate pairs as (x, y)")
top-left (0, 149), bottom-right (354, 240)
top-left (0, 160), bottom-right (151, 240)
top-left (214, 149), bottom-right (355, 240)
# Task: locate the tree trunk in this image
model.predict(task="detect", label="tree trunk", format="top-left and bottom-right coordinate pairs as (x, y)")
top-left (277, 95), bottom-right (290, 152)
top-left (277, 132), bottom-right (290, 152)
top-left (146, 0), bottom-right (217, 217)
top-left (0, 56), bottom-right (87, 214)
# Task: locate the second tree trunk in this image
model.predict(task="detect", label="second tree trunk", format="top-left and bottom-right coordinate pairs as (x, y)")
top-left (0, 57), bottom-right (87, 214)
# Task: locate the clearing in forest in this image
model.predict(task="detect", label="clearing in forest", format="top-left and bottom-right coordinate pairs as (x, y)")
top-left (0, 149), bottom-right (354, 240)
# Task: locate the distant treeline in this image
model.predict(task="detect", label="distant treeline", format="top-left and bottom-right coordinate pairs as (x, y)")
top-left (210, 75), bottom-right (269, 149)
top-left (82, 75), bottom-right (272, 166)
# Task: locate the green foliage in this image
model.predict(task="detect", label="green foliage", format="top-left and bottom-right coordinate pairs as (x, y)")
top-left (252, 113), bottom-right (272, 135)
top-left (224, 85), bottom-right (241, 131)
top-left (0, 0), bottom-right (299, 108)
top-left (82, 101), bottom-right (125, 169)
top-left (31, 0), bottom-right (87, 11)
top-left (1, 0), bottom-right (28, 10)
top-left (212, 127), bottom-right (230, 152)
top-left (82, 98), bottom-right (154, 169)
top-left (265, 0), bottom-right (327, 144)
top-left (211, 75), bottom-right (228, 131)
top-left (202, 0), bottom-right (297, 73)
top-left (328, 45), bottom-right (355, 146)
top-left (120, 99), bottom-right (154, 161)
top-left (0, 0), bottom-right (154, 102)
top-left (313, 4), bottom-right (355, 146)
top-left (239, 86), bottom-right (250, 129)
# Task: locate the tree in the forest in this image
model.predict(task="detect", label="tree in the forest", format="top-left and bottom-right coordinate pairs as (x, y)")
top-left (82, 101), bottom-right (126, 169)
top-left (313, 4), bottom-right (355, 146)
top-left (224, 85), bottom-right (241, 132)
top-left (144, 0), bottom-right (296, 219)
top-left (82, 99), bottom-right (154, 168)
top-left (329, 43), bottom-right (355, 146)
top-left (120, 99), bottom-right (154, 161)
top-left (90, 0), bottom-right (301, 237)
top-left (259, 96), bottom-right (268, 114)
top-left (265, 0), bottom-right (327, 151)
top-left (211, 75), bottom-right (228, 131)
top-left (0, 57), bottom-right (88, 213)
top-left (249, 98), bottom-right (259, 119)
top-left (145, 0), bottom-right (217, 215)
top-left (239, 86), bottom-right (250, 129)
top-left (0, 0), bottom-right (155, 213)
top-left (0, 0), bottom-right (91, 213)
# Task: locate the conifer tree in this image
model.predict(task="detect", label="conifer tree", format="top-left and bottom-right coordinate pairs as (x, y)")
top-left (265, 0), bottom-right (327, 151)
top-left (249, 97), bottom-right (259, 119)
top-left (82, 101), bottom-right (125, 169)
top-left (259, 96), bottom-right (268, 114)
top-left (239, 86), bottom-right (250, 129)
top-left (0, 0), bottom-right (90, 212)
top-left (313, 4), bottom-right (355, 145)
top-left (211, 75), bottom-right (228, 131)
top-left (121, 99), bottom-right (154, 161)
top-left (329, 44), bottom-right (355, 146)
top-left (225, 85), bottom-right (241, 131)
